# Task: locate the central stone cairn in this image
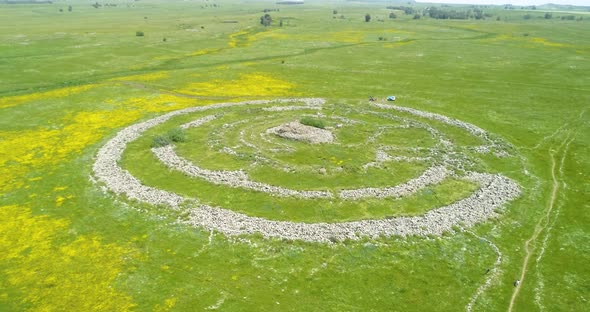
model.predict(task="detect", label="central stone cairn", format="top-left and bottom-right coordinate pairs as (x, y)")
top-left (266, 121), bottom-right (334, 144)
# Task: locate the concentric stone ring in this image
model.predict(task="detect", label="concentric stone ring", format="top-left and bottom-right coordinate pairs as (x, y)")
top-left (93, 98), bottom-right (520, 243)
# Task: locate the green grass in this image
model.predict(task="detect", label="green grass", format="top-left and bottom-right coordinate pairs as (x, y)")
top-left (1, 0), bottom-right (589, 311)
top-left (299, 116), bottom-right (326, 129)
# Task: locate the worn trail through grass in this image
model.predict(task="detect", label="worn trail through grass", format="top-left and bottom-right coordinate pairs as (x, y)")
top-left (508, 134), bottom-right (575, 311)
top-left (465, 227), bottom-right (503, 312)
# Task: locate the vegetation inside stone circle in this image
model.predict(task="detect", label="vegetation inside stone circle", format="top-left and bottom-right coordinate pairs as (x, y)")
top-left (151, 127), bottom-right (186, 147)
top-left (299, 116), bottom-right (326, 129)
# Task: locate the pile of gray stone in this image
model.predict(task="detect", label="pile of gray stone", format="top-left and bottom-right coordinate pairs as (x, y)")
top-left (266, 121), bottom-right (334, 144)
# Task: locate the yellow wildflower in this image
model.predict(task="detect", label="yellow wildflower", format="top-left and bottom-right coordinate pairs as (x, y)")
top-left (189, 48), bottom-right (222, 56)
top-left (0, 205), bottom-right (136, 311)
top-left (0, 109), bottom-right (141, 192)
top-left (178, 73), bottom-right (296, 97)
top-left (228, 29), bottom-right (251, 48)
top-left (121, 93), bottom-right (215, 113)
top-left (55, 196), bottom-right (66, 206)
top-left (0, 84), bottom-right (97, 110)
top-left (55, 195), bottom-right (74, 207)
top-left (529, 37), bottom-right (570, 48)
top-left (109, 71), bottom-right (169, 82)
top-left (154, 296), bottom-right (178, 312)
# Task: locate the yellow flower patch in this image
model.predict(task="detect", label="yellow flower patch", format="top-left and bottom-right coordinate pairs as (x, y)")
top-left (0, 93), bottom-right (215, 192)
top-left (483, 34), bottom-right (512, 43)
top-left (248, 30), bottom-right (289, 42)
top-left (110, 71), bottom-right (170, 82)
top-left (529, 37), bottom-right (570, 48)
top-left (0, 205), bottom-right (136, 311)
top-left (323, 30), bottom-right (365, 43)
top-left (383, 40), bottom-right (414, 48)
top-left (178, 73), bottom-right (296, 97)
top-left (189, 48), bottom-right (222, 56)
top-left (228, 27), bottom-right (289, 49)
top-left (55, 195), bottom-right (74, 207)
top-left (228, 29), bottom-right (251, 48)
top-left (0, 109), bottom-right (141, 192)
top-left (329, 156), bottom-right (345, 166)
top-left (128, 95), bottom-right (185, 112)
top-left (154, 296), bottom-right (178, 312)
top-left (165, 297), bottom-right (178, 309)
top-left (484, 34), bottom-right (572, 49)
top-left (121, 93), bottom-right (214, 113)
top-left (0, 84), bottom-right (97, 110)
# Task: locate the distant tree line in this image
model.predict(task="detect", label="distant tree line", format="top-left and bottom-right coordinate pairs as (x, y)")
top-left (381, 4), bottom-right (584, 22)
top-left (425, 7), bottom-right (487, 20)
top-left (201, 3), bottom-right (220, 8)
top-left (276, 1), bottom-right (304, 4)
top-left (386, 6), bottom-right (415, 15)
top-left (91, 1), bottom-right (117, 9)
top-left (383, 5), bottom-right (495, 20)
top-left (523, 13), bottom-right (580, 20)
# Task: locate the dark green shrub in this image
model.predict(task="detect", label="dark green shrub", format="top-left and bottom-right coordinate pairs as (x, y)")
top-left (167, 128), bottom-right (187, 143)
top-left (151, 135), bottom-right (171, 147)
top-left (260, 14), bottom-right (272, 26)
top-left (136, 31), bottom-right (144, 37)
top-left (300, 117), bottom-right (325, 129)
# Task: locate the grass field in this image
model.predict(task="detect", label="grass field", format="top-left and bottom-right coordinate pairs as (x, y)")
top-left (1, 0), bottom-right (589, 311)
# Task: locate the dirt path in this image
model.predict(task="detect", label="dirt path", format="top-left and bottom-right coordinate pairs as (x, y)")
top-left (465, 228), bottom-right (503, 312)
top-left (508, 138), bottom-right (572, 311)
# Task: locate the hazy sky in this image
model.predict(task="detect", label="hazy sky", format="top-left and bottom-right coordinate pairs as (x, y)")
top-left (416, 0), bottom-right (590, 5)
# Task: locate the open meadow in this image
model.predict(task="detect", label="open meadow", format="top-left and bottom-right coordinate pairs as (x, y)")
top-left (0, 0), bottom-right (589, 311)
